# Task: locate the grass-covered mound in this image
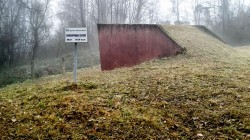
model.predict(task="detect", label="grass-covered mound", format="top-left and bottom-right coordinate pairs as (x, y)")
top-left (1, 25), bottom-right (250, 139)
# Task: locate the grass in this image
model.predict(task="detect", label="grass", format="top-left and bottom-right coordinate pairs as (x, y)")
top-left (0, 25), bottom-right (250, 139)
top-left (0, 50), bottom-right (100, 88)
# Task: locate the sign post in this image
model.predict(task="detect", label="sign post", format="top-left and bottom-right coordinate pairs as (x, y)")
top-left (74, 43), bottom-right (78, 84)
top-left (65, 28), bottom-right (88, 84)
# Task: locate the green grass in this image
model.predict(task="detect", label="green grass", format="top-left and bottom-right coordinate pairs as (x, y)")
top-left (0, 26), bottom-right (250, 139)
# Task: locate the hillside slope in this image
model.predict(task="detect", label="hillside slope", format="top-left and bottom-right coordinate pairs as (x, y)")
top-left (160, 25), bottom-right (235, 58)
top-left (0, 26), bottom-right (250, 139)
top-left (0, 50), bottom-right (100, 88)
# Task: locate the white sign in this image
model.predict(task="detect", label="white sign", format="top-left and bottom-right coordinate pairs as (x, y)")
top-left (65, 28), bottom-right (88, 43)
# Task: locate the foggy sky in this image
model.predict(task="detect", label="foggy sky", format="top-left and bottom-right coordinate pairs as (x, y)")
top-left (159, 0), bottom-right (250, 23)
top-left (51, 0), bottom-right (250, 25)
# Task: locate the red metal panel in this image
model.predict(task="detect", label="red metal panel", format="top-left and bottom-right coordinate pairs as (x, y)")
top-left (98, 24), bottom-right (183, 71)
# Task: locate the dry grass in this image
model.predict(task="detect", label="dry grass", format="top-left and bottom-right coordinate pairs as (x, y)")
top-left (0, 25), bottom-right (250, 139)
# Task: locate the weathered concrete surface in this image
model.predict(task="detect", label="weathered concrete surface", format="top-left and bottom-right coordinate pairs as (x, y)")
top-left (98, 24), bottom-right (184, 71)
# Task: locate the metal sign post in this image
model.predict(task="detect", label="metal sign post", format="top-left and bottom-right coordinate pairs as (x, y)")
top-left (65, 28), bottom-right (88, 84)
top-left (74, 43), bottom-right (78, 84)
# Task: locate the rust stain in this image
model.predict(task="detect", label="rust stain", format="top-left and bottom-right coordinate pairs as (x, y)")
top-left (98, 24), bottom-right (183, 71)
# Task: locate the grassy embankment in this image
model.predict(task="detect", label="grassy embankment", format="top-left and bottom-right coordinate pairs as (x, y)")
top-left (0, 25), bottom-right (250, 139)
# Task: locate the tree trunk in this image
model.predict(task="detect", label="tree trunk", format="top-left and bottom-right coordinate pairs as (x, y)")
top-left (135, 0), bottom-right (143, 23)
top-left (177, 0), bottom-right (180, 21)
top-left (31, 30), bottom-right (39, 79)
top-left (9, 44), bottom-right (14, 68)
top-left (62, 57), bottom-right (66, 74)
top-left (79, 0), bottom-right (86, 26)
top-left (97, 0), bottom-right (100, 23)
top-left (31, 60), bottom-right (35, 78)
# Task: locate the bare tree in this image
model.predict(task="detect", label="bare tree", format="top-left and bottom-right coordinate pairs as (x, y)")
top-left (79, 0), bottom-right (86, 26)
top-left (194, 0), bottom-right (203, 25)
top-left (171, 0), bottom-right (183, 23)
top-left (28, 0), bottom-right (50, 78)
top-left (221, 0), bottom-right (230, 33)
top-left (0, 0), bottom-right (25, 67)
